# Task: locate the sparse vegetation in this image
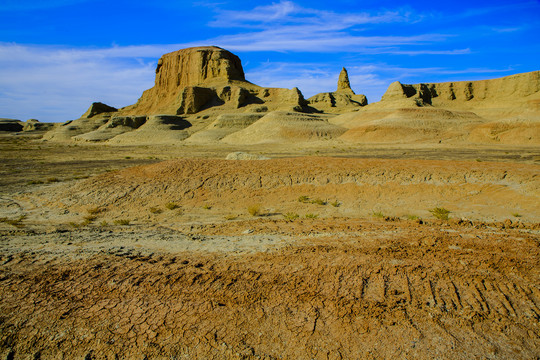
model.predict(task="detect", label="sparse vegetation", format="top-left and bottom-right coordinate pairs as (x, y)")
top-left (86, 207), bottom-right (103, 215)
top-left (46, 177), bottom-right (60, 183)
top-left (305, 213), bottom-right (318, 219)
top-left (224, 214), bottom-right (238, 221)
top-left (149, 207), bottom-right (162, 214)
top-left (298, 195), bottom-right (310, 203)
top-left (202, 204), bottom-right (212, 210)
top-left (99, 220), bottom-right (108, 227)
top-left (69, 221), bottom-right (80, 228)
top-left (429, 207), bottom-right (451, 220)
top-left (248, 204), bottom-right (262, 216)
top-left (406, 214), bottom-right (419, 220)
top-left (83, 214), bottom-right (98, 222)
top-left (80, 219), bottom-right (93, 226)
top-left (27, 180), bottom-right (44, 185)
top-left (0, 215), bottom-right (26, 227)
top-left (330, 200), bottom-right (340, 207)
top-left (165, 202), bottom-right (179, 210)
top-left (512, 213), bottom-right (522, 218)
top-left (283, 212), bottom-right (299, 222)
top-left (372, 211), bottom-right (385, 218)
top-left (310, 198), bottom-right (327, 206)
top-left (114, 219), bottom-right (131, 225)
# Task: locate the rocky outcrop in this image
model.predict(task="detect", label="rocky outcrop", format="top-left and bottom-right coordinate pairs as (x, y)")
top-left (81, 102), bottom-right (118, 118)
top-left (381, 71), bottom-right (540, 106)
top-left (221, 111), bottom-right (346, 145)
top-left (73, 115), bottom-right (147, 142)
top-left (337, 67), bottom-right (354, 94)
top-left (308, 67), bottom-right (368, 112)
top-left (107, 115), bottom-right (192, 145)
top-left (0, 119), bottom-right (23, 132)
top-left (119, 46), bottom-right (306, 116)
top-left (22, 119), bottom-right (56, 132)
top-left (155, 46), bottom-right (245, 89)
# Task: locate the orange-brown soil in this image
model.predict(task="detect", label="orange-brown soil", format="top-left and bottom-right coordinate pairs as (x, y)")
top-left (0, 136), bottom-right (539, 359)
top-left (1, 219), bottom-right (539, 359)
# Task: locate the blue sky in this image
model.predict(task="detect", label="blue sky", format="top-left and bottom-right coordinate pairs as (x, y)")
top-left (1, 0), bottom-right (539, 122)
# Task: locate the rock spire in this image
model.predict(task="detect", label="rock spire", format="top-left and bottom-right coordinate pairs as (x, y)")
top-left (337, 67), bottom-right (355, 94)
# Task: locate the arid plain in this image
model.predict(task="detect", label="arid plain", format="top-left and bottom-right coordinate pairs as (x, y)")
top-left (0, 46), bottom-right (539, 359)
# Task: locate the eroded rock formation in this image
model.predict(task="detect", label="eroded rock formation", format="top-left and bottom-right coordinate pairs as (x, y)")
top-left (118, 46), bottom-right (308, 116)
top-left (308, 67), bottom-right (368, 112)
top-left (381, 71), bottom-right (540, 107)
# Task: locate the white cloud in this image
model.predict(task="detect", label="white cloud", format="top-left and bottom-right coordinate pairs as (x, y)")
top-left (0, 43), bottom-right (162, 122)
top-left (209, 1), bottom-right (415, 29)
top-left (0, 1), bottom-right (483, 122)
top-left (198, 1), bottom-right (464, 54)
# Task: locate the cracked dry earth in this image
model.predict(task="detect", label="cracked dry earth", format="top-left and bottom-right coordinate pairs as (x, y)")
top-left (1, 220), bottom-right (539, 359)
top-left (0, 157), bottom-right (539, 359)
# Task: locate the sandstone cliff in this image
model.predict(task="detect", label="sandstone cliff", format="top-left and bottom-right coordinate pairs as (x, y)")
top-left (331, 71), bottom-right (540, 145)
top-left (380, 71), bottom-right (540, 112)
top-left (119, 46), bottom-right (307, 116)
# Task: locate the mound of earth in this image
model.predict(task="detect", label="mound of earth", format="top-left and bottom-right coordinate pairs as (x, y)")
top-left (43, 157), bottom-right (539, 224)
top-left (43, 102), bottom-right (117, 141)
top-left (0, 119), bottom-right (23, 132)
top-left (107, 115), bottom-right (192, 145)
top-left (221, 112), bottom-right (345, 144)
top-left (330, 71), bottom-right (540, 144)
top-left (332, 107), bottom-right (485, 143)
top-left (73, 115), bottom-right (147, 142)
top-left (185, 113), bottom-right (265, 143)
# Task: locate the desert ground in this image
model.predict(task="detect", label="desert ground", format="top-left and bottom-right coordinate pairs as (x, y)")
top-left (0, 131), bottom-right (539, 359)
top-left (1, 46), bottom-right (539, 359)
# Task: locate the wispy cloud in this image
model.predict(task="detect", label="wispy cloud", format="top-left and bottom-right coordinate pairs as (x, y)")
top-left (203, 1), bottom-right (443, 53)
top-left (209, 1), bottom-right (416, 28)
top-left (0, 43), bottom-right (159, 122)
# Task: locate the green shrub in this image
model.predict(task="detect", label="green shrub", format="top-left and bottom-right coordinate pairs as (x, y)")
top-left (429, 207), bottom-right (451, 220)
top-left (372, 211), bottom-right (385, 218)
top-left (248, 204), bottom-right (262, 216)
top-left (310, 198), bottom-right (326, 206)
top-left (298, 195), bottom-right (310, 203)
top-left (0, 215), bottom-right (26, 227)
top-left (114, 219), bottom-right (130, 225)
top-left (27, 180), bottom-right (44, 185)
top-left (305, 213), bottom-right (318, 219)
top-left (202, 204), bottom-right (212, 210)
top-left (406, 214), bottom-right (419, 220)
top-left (283, 212), bottom-right (299, 222)
top-left (149, 207), bottom-right (162, 214)
top-left (86, 207), bottom-right (103, 215)
top-left (165, 202), bottom-right (179, 210)
top-left (330, 200), bottom-right (340, 207)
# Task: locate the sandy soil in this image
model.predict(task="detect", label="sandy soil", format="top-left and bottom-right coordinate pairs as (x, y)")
top-left (0, 133), bottom-right (539, 359)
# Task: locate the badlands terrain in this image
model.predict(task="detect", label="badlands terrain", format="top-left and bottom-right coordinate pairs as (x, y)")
top-left (0, 46), bottom-right (539, 359)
